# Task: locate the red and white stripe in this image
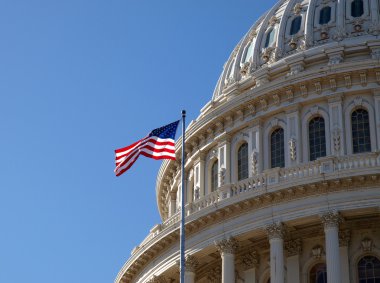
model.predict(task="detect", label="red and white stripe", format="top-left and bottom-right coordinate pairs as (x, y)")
top-left (114, 136), bottom-right (176, 176)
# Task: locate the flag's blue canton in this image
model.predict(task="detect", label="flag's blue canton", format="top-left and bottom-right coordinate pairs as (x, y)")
top-left (149, 120), bottom-right (179, 139)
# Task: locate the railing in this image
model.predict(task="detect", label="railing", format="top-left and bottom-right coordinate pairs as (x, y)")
top-left (136, 152), bottom-right (380, 252)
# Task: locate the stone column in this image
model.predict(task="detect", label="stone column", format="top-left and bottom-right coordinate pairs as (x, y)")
top-left (184, 255), bottom-right (198, 283)
top-left (321, 211), bottom-right (342, 283)
top-left (285, 239), bottom-right (302, 283)
top-left (216, 237), bottom-right (238, 283)
top-left (339, 230), bottom-right (351, 283)
top-left (241, 250), bottom-right (259, 283)
top-left (266, 222), bottom-right (285, 283)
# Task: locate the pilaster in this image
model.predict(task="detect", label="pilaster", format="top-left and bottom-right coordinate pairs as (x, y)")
top-left (374, 91), bottom-right (380, 151)
top-left (249, 122), bottom-right (263, 176)
top-left (193, 153), bottom-right (205, 199)
top-left (285, 239), bottom-right (302, 283)
top-left (328, 95), bottom-right (345, 156)
top-left (371, 0), bottom-right (379, 23)
top-left (168, 192), bottom-right (177, 217)
top-left (184, 255), bottom-right (198, 283)
top-left (218, 137), bottom-right (231, 186)
top-left (242, 250), bottom-right (259, 283)
top-left (336, 0), bottom-right (345, 28)
top-left (286, 108), bottom-right (301, 166)
top-left (339, 230), bottom-right (351, 283)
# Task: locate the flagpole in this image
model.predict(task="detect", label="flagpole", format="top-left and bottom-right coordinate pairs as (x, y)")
top-left (180, 110), bottom-right (186, 283)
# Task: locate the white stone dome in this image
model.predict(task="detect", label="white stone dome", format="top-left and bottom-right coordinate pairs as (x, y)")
top-left (211, 0), bottom-right (380, 102)
top-left (116, 0), bottom-right (380, 282)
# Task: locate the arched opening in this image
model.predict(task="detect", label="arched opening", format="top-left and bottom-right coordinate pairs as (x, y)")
top-left (270, 128), bottom-right (285, 168)
top-left (309, 116), bottom-right (326, 161)
top-left (237, 143), bottom-right (249, 181)
top-left (309, 263), bottom-right (327, 283)
top-left (290, 16), bottom-right (302, 35)
top-left (243, 39), bottom-right (255, 63)
top-left (319, 6), bottom-right (331, 24)
top-left (358, 255), bottom-right (380, 282)
top-left (352, 108), bottom-right (371, 153)
top-left (351, 0), bottom-right (364, 17)
top-left (265, 29), bottom-right (275, 48)
top-left (210, 160), bottom-right (218, 192)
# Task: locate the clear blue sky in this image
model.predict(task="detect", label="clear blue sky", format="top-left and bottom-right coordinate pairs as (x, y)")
top-left (0, 1), bottom-right (278, 282)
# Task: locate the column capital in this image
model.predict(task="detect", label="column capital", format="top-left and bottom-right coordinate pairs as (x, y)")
top-left (285, 238), bottom-right (302, 256)
top-left (241, 250), bottom-right (259, 270)
top-left (266, 222), bottom-right (285, 240)
top-left (207, 266), bottom-right (221, 283)
top-left (185, 255), bottom-right (199, 273)
top-left (215, 237), bottom-right (239, 255)
top-left (169, 191), bottom-right (177, 200)
top-left (320, 210), bottom-right (342, 229)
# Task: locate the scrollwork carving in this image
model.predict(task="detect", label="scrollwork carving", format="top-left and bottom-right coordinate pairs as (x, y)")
top-left (241, 250), bottom-right (259, 269)
top-left (285, 238), bottom-right (302, 256)
top-left (333, 128), bottom-right (341, 152)
top-left (289, 138), bottom-right (297, 161)
top-left (251, 151), bottom-right (258, 175)
top-left (339, 230), bottom-right (351, 247)
top-left (184, 255), bottom-right (199, 272)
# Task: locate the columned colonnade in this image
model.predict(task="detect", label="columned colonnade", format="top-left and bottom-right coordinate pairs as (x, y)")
top-left (183, 210), bottom-right (344, 283)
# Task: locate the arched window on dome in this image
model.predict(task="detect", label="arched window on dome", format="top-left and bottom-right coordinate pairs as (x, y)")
top-left (243, 39), bottom-right (255, 63)
top-left (309, 117), bottom-right (326, 161)
top-left (357, 255), bottom-right (380, 282)
top-left (352, 108), bottom-right (371, 153)
top-left (309, 263), bottom-right (327, 283)
top-left (237, 143), bottom-right (248, 181)
top-left (270, 128), bottom-right (285, 168)
top-left (265, 29), bottom-right (275, 48)
top-left (351, 0), bottom-right (364, 17)
top-left (319, 6), bottom-right (331, 25)
top-left (210, 160), bottom-right (218, 192)
top-left (290, 16), bottom-right (302, 35)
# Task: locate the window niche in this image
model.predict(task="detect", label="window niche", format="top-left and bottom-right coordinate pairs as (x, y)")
top-left (290, 16), bottom-right (302, 35)
top-left (351, 0), bottom-right (364, 17)
top-left (309, 117), bottom-right (327, 161)
top-left (351, 108), bottom-right (371, 153)
top-left (270, 128), bottom-right (285, 168)
top-left (237, 143), bottom-right (248, 181)
top-left (319, 6), bottom-right (331, 24)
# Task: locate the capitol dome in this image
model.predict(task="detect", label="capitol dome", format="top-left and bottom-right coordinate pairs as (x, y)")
top-left (116, 0), bottom-right (380, 282)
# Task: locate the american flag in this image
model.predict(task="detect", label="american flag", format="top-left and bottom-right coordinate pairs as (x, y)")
top-left (114, 120), bottom-right (179, 176)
